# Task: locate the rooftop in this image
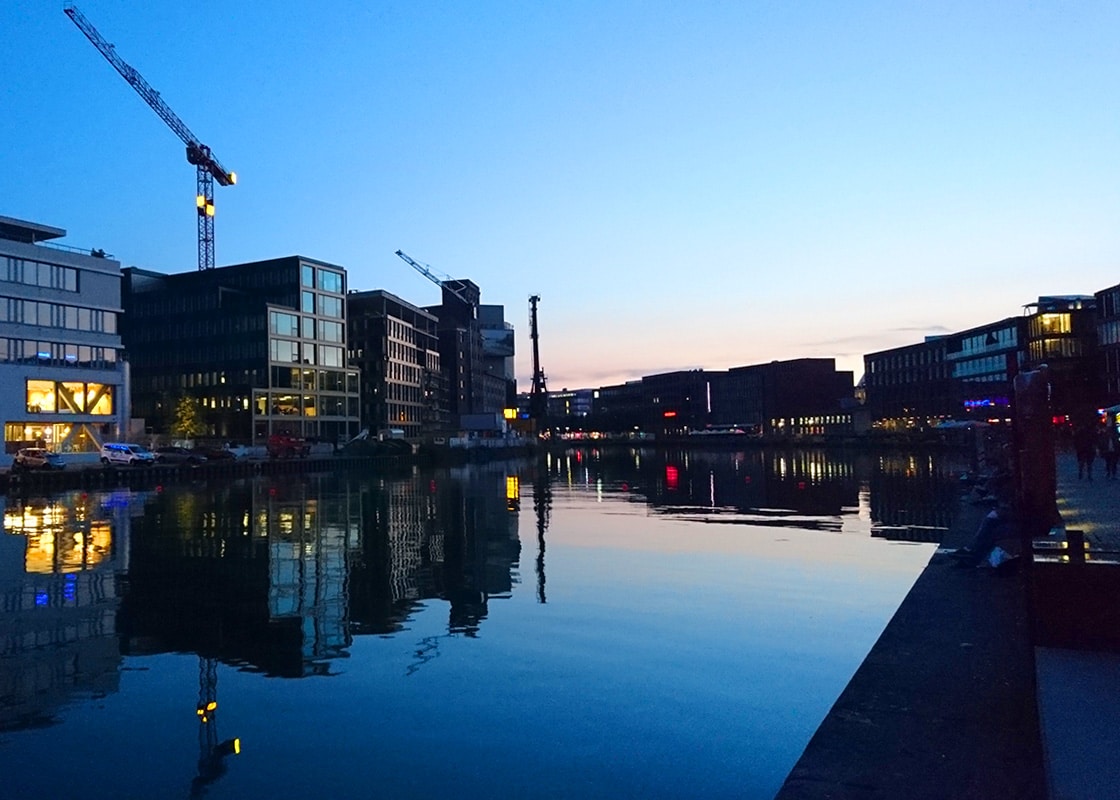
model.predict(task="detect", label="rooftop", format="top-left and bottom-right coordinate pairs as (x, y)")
top-left (0, 214), bottom-right (66, 244)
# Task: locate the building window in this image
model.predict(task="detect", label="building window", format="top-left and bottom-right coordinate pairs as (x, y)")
top-left (318, 345), bottom-right (344, 367)
top-left (301, 291), bottom-right (315, 314)
top-left (270, 339), bottom-right (300, 363)
top-left (318, 320), bottom-right (343, 343)
top-left (317, 295), bottom-right (342, 319)
top-left (270, 311), bottom-right (300, 337)
top-left (301, 264), bottom-right (315, 288)
top-left (59, 381), bottom-right (86, 412)
top-left (316, 270), bottom-right (343, 294)
top-left (26, 380), bottom-right (113, 415)
top-left (27, 380), bottom-right (55, 413)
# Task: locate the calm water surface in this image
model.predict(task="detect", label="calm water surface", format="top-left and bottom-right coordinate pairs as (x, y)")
top-left (0, 447), bottom-right (967, 799)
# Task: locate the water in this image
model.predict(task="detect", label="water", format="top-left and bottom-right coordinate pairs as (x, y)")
top-left (0, 447), bottom-right (968, 799)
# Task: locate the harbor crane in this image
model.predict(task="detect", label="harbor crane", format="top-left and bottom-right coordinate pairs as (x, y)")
top-left (529, 295), bottom-right (549, 431)
top-left (63, 4), bottom-right (236, 270)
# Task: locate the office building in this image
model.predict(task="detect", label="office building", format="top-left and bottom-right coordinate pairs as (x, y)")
top-left (347, 289), bottom-right (446, 439)
top-left (0, 215), bottom-right (127, 453)
top-left (122, 255), bottom-right (360, 444)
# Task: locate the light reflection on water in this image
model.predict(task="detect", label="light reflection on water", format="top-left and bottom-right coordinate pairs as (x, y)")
top-left (0, 447), bottom-right (968, 799)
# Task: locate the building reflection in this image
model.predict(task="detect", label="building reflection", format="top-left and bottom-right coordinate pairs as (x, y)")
top-left (0, 490), bottom-right (133, 731)
top-left (118, 468), bottom-right (522, 677)
top-left (351, 465), bottom-right (521, 638)
top-left (546, 445), bottom-right (971, 538)
top-left (549, 447), bottom-right (861, 522)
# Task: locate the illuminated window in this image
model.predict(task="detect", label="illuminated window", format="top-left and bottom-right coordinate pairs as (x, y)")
top-left (87, 384), bottom-right (113, 415)
top-left (27, 380), bottom-right (55, 413)
top-left (58, 381), bottom-right (85, 413)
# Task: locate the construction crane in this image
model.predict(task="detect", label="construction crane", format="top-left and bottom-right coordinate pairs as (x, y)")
top-left (63, 4), bottom-right (236, 270)
top-left (394, 250), bottom-right (475, 308)
top-left (191, 656), bottom-right (240, 796)
top-left (529, 295), bottom-right (549, 432)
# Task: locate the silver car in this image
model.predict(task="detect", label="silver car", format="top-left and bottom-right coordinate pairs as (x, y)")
top-left (13, 447), bottom-right (65, 471)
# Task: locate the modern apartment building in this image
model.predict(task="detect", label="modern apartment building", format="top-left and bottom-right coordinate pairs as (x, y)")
top-left (714, 358), bottom-right (856, 437)
top-left (1022, 295), bottom-right (1099, 420)
top-left (863, 297), bottom-right (1098, 429)
top-left (479, 304), bottom-right (516, 412)
top-left (425, 278), bottom-right (485, 425)
top-left (0, 215), bottom-right (127, 453)
top-left (1097, 282), bottom-right (1120, 407)
top-left (347, 289), bottom-right (446, 439)
top-left (121, 255), bottom-right (360, 445)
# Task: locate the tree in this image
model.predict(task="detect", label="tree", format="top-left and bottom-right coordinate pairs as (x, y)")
top-left (171, 396), bottom-right (207, 440)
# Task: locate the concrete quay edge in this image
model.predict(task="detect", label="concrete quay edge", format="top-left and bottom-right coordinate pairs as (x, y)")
top-left (774, 499), bottom-right (1046, 800)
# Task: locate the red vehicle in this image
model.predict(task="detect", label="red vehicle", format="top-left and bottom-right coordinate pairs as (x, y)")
top-left (267, 432), bottom-right (309, 459)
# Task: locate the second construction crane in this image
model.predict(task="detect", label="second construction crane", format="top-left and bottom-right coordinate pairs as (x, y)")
top-left (64, 4), bottom-right (236, 270)
top-left (529, 295), bottom-right (549, 433)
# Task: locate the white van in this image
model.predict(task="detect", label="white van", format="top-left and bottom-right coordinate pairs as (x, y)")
top-left (100, 442), bottom-right (157, 466)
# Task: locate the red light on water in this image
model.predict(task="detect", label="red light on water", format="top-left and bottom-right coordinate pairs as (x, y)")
top-left (621, 482), bottom-right (629, 491)
top-left (797, 481), bottom-right (806, 490)
top-left (666, 465), bottom-right (679, 490)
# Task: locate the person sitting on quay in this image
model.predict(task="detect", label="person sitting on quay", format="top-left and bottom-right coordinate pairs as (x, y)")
top-left (950, 501), bottom-right (1018, 569)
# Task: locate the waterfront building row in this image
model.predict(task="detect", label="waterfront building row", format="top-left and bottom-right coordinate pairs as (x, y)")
top-left (1, 214), bottom-right (515, 453)
top-left (521, 292), bottom-right (1120, 438)
top-left (522, 358), bottom-right (860, 439)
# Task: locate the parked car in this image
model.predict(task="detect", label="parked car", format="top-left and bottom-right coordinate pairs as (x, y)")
top-left (13, 447), bottom-right (65, 471)
top-left (100, 442), bottom-right (157, 466)
top-left (154, 446), bottom-right (208, 465)
top-left (188, 445), bottom-right (235, 461)
top-left (267, 432), bottom-right (309, 459)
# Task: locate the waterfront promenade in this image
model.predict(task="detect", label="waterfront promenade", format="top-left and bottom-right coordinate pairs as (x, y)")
top-left (775, 450), bottom-right (1120, 799)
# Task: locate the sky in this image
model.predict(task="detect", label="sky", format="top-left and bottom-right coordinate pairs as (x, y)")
top-left (4, 1), bottom-right (1120, 390)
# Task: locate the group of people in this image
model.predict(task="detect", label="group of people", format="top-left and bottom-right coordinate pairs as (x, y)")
top-left (1074, 421), bottom-right (1120, 481)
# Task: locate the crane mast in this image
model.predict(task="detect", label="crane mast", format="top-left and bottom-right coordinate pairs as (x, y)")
top-left (63, 4), bottom-right (236, 270)
top-left (529, 295), bottom-right (548, 431)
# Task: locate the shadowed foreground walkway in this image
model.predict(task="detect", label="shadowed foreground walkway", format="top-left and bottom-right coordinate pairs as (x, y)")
top-left (774, 499), bottom-right (1045, 799)
top-left (776, 449), bottom-right (1120, 799)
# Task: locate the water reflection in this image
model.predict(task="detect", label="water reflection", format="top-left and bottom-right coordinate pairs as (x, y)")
top-left (0, 447), bottom-right (974, 799)
top-left (114, 468), bottom-right (523, 678)
top-left (0, 491), bottom-right (135, 731)
top-left (545, 446), bottom-right (969, 536)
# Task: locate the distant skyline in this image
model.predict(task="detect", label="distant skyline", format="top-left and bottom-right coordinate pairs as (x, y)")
top-left (5, 1), bottom-right (1119, 389)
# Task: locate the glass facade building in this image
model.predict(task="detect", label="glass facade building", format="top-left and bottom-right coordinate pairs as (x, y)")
top-left (122, 256), bottom-right (360, 445)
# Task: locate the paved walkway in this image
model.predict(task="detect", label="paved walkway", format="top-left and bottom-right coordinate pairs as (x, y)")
top-left (1035, 451), bottom-right (1120, 800)
top-left (774, 449), bottom-right (1120, 800)
top-left (775, 501), bottom-right (1046, 799)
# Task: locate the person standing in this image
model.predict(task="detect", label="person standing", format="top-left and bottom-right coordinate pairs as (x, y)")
top-left (1074, 422), bottom-right (1097, 481)
top-left (1099, 424), bottom-right (1120, 480)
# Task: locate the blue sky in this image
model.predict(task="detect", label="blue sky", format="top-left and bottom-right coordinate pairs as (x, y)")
top-left (4, 1), bottom-right (1119, 389)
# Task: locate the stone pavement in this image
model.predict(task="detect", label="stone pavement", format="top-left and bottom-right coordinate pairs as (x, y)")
top-left (1033, 451), bottom-right (1120, 800)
